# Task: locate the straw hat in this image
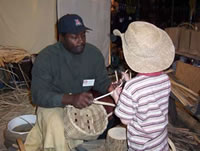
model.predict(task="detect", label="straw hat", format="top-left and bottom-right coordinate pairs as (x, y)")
top-left (113, 21), bottom-right (175, 73)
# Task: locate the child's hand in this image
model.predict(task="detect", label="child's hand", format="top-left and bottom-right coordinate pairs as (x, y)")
top-left (111, 81), bottom-right (121, 89)
top-left (111, 87), bottom-right (122, 104)
top-left (121, 71), bottom-right (130, 81)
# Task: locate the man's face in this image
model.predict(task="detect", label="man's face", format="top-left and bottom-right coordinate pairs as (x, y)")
top-left (62, 31), bottom-right (86, 54)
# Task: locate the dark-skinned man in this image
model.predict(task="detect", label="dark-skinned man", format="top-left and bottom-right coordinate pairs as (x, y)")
top-left (24, 14), bottom-right (115, 151)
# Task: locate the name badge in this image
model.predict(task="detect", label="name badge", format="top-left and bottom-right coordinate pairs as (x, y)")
top-left (83, 79), bottom-right (95, 87)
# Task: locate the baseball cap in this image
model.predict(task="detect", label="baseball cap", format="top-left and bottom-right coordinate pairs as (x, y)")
top-left (58, 14), bottom-right (91, 34)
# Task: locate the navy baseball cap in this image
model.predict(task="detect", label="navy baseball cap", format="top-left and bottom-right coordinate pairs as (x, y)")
top-left (58, 14), bottom-right (91, 34)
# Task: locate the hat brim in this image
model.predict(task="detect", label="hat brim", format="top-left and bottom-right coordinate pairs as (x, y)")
top-left (113, 29), bottom-right (122, 37)
top-left (58, 26), bottom-right (92, 34)
top-left (70, 26), bottom-right (92, 34)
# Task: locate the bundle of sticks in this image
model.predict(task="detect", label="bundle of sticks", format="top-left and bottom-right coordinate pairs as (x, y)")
top-left (168, 124), bottom-right (200, 151)
top-left (169, 74), bottom-right (200, 117)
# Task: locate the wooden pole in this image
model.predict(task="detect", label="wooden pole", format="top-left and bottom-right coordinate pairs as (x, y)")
top-left (17, 138), bottom-right (26, 151)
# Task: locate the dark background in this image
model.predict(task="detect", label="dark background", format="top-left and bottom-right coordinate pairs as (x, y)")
top-left (112, 0), bottom-right (200, 32)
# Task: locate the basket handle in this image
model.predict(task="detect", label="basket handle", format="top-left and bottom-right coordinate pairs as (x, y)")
top-left (168, 138), bottom-right (176, 151)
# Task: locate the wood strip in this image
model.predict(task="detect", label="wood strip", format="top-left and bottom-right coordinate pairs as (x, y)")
top-left (171, 86), bottom-right (191, 106)
top-left (93, 101), bottom-right (115, 107)
top-left (170, 78), bottom-right (199, 97)
top-left (16, 138), bottom-right (26, 151)
top-left (173, 86), bottom-right (197, 106)
top-left (94, 92), bottom-right (113, 101)
top-left (177, 87), bottom-right (199, 103)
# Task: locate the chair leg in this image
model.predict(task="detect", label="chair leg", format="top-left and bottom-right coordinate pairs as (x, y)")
top-left (16, 138), bottom-right (26, 151)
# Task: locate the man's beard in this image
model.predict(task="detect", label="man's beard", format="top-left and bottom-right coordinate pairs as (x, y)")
top-left (70, 45), bottom-right (85, 54)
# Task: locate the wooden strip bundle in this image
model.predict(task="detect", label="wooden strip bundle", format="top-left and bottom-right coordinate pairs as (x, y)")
top-left (169, 76), bottom-right (200, 108)
top-left (170, 78), bottom-right (199, 97)
top-left (171, 86), bottom-right (192, 106)
top-left (168, 124), bottom-right (200, 151)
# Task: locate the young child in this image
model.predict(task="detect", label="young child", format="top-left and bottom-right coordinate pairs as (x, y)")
top-left (111, 21), bottom-right (175, 151)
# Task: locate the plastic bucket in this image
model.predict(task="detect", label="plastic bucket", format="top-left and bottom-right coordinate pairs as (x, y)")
top-left (7, 114), bottom-right (36, 135)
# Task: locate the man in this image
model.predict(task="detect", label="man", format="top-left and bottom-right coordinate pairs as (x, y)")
top-left (24, 14), bottom-right (115, 151)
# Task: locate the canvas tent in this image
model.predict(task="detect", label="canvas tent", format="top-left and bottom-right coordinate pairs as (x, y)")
top-left (0, 0), bottom-right (111, 66)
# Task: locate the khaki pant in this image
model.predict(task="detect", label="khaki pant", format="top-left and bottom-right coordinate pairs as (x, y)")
top-left (24, 107), bottom-right (70, 151)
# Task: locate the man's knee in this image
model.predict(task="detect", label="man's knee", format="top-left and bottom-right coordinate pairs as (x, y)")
top-left (38, 107), bottom-right (64, 129)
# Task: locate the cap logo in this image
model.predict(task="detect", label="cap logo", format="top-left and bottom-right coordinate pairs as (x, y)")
top-left (74, 19), bottom-right (82, 26)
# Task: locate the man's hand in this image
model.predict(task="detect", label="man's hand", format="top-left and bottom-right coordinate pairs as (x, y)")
top-left (62, 92), bottom-right (94, 109)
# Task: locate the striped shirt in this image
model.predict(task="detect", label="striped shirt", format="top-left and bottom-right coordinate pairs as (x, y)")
top-left (115, 73), bottom-right (171, 151)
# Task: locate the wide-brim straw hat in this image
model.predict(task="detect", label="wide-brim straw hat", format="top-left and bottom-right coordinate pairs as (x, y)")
top-left (113, 21), bottom-right (175, 73)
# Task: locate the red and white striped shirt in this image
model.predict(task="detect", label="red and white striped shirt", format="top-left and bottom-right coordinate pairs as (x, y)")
top-left (115, 73), bottom-right (171, 151)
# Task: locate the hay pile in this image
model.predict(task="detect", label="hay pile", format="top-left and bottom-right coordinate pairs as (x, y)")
top-left (0, 88), bottom-right (35, 150)
top-left (0, 88), bottom-right (35, 128)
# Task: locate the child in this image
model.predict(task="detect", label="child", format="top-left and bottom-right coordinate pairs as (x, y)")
top-left (111, 21), bottom-right (175, 151)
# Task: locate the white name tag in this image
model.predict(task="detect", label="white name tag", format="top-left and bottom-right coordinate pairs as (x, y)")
top-left (83, 79), bottom-right (95, 87)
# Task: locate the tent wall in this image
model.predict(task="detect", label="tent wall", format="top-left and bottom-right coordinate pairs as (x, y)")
top-left (0, 0), bottom-right (57, 54)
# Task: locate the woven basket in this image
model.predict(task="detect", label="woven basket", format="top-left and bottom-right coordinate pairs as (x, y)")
top-left (64, 104), bottom-right (108, 140)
